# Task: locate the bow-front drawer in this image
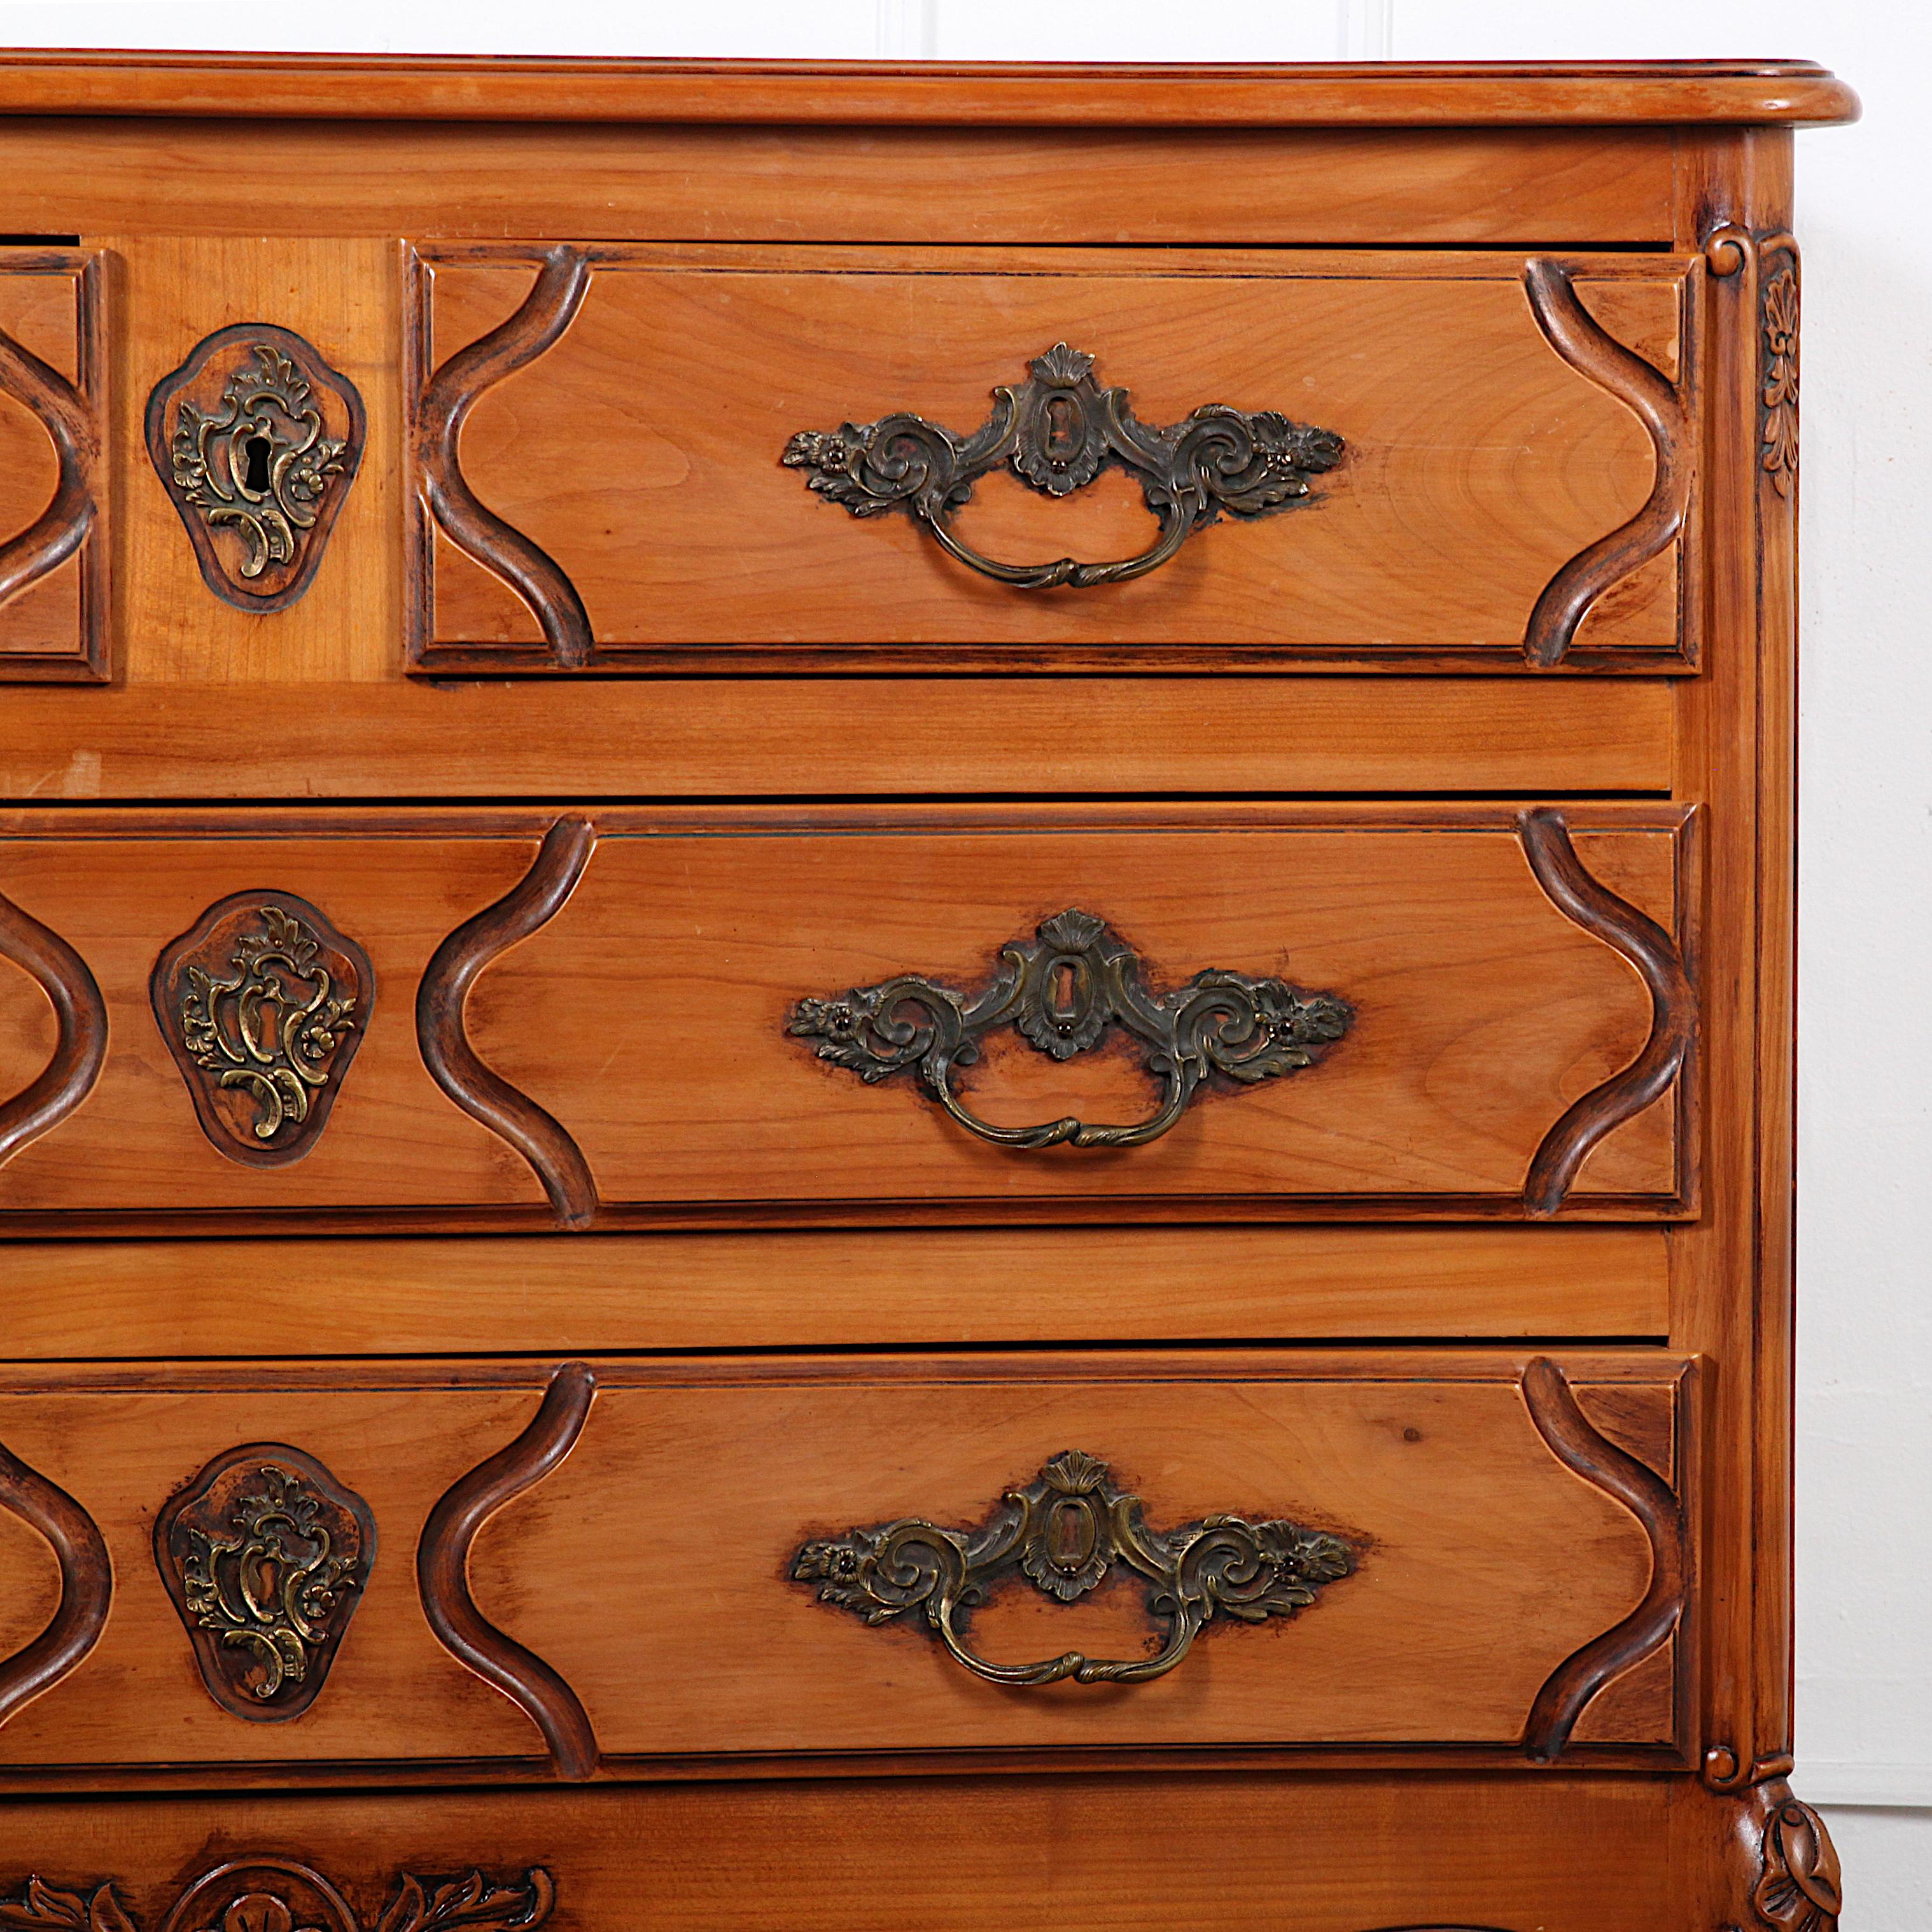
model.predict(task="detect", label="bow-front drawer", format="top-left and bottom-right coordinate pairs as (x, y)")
top-left (0, 802), bottom-right (1695, 1232)
top-left (0, 1348), bottom-right (1695, 1786)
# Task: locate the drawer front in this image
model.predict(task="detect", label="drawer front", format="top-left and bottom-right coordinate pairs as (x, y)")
top-left (408, 244), bottom-right (1695, 674)
top-left (0, 1350), bottom-right (1694, 1781)
top-left (0, 805), bottom-right (1695, 1231)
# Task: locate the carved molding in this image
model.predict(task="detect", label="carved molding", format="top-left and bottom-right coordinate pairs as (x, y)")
top-left (781, 339), bottom-right (1343, 591)
top-left (416, 815), bottom-right (599, 1228)
top-left (793, 1448), bottom-right (1357, 1687)
top-left (789, 906), bottom-right (1352, 1151)
top-left (0, 1865), bottom-right (552, 1932)
top-left (151, 893), bottom-right (372, 1168)
top-left (410, 244), bottom-right (594, 667)
top-left (145, 324), bottom-right (364, 613)
top-left (0, 886), bottom-right (107, 1173)
top-left (1519, 256), bottom-right (1692, 668)
top-left (417, 1362), bottom-right (600, 1779)
top-left (0, 1434), bottom-right (111, 1732)
top-left (154, 1445), bottom-right (374, 1721)
top-left (1517, 1357), bottom-right (1690, 1761)
top-left (1748, 1783), bottom-right (1842, 1932)
top-left (1517, 808), bottom-right (1695, 1215)
top-left (0, 251), bottom-right (108, 682)
top-left (1759, 241), bottom-right (1800, 500)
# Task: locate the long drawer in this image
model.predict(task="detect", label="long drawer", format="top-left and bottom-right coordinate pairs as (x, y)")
top-left (0, 803), bottom-right (1697, 1231)
top-left (0, 1348), bottom-right (1695, 1785)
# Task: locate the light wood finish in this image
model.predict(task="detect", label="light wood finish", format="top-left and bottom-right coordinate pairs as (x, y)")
top-left (0, 1348), bottom-right (1687, 1774)
top-left (0, 55), bottom-right (1845, 1924)
top-left (0, 54), bottom-right (1860, 125)
top-left (0, 1226), bottom-right (1671, 1357)
top-left (417, 248), bottom-right (1687, 667)
top-left (0, 806), bottom-right (1687, 1223)
top-left (0, 676), bottom-right (1676, 798)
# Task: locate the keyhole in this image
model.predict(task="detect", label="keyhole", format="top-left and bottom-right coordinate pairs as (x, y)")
top-left (1050, 961), bottom-right (1078, 1025)
top-left (1044, 394), bottom-right (1081, 461)
top-left (242, 435), bottom-right (272, 493)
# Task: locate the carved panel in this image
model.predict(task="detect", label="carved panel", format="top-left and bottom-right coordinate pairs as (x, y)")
top-left (150, 893), bottom-right (373, 1168)
top-left (1760, 248), bottom-right (1800, 498)
top-left (154, 1445), bottom-right (374, 1721)
top-left (0, 249), bottom-right (107, 682)
top-left (145, 324), bottom-right (364, 613)
top-left (0, 1866), bottom-right (552, 1932)
top-left (793, 1448), bottom-right (1357, 1688)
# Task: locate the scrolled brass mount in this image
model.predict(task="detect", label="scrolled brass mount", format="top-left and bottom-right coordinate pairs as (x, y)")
top-left (792, 1448), bottom-right (1356, 1688)
top-left (788, 907), bottom-right (1352, 1150)
top-left (781, 342), bottom-right (1343, 590)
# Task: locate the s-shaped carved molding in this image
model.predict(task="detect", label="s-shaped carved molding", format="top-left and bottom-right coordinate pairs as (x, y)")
top-left (1517, 807), bottom-right (1696, 1217)
top-left (0, 251), bottom-right (108, 682)
top-left (417, 1361), bottom-right (601, 1780)
top-left (1517, 1356), bottom-right (1691, 1761)
top-left (0, 1432), bottom-right (112, 1732)
top-left (410, 243), bottom-right (594, 668)
top-left (0, 886), bottom-right (108, 1175)
top-left (1520, 256), bottom-right (1693, 668)
top-left (416, 815), bottom-right (599, 1229)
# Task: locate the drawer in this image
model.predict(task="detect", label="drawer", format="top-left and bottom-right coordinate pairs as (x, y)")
top-left (0, 241), bottom-right (1700, 692)
top-left (0, 1348), bottom-right (1695, 1784)
top-left (0, 804), bottom-right (1697, 1231)
top-left (405, 243), bottom-right (1697, 674)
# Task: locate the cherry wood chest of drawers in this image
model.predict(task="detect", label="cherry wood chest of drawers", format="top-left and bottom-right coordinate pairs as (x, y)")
top-left (0, 53), bottom-right (1856, 1932)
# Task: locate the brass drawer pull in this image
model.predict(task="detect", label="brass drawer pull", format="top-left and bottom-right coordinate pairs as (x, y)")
top-left (793, 1450), bottom-right (1356, 1687)
top-left (781, 342), bottom-right (1343, 591)
top-left (788, 907), bottom-right (1351, 1150)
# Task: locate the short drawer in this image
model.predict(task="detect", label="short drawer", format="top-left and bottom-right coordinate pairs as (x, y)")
top-left (0, 1348), bottom-right (1695, 1784)
top-left (406, 243), bottom-right (1698, 675)
top-left (0, 803), bottom-right (1696, 1232)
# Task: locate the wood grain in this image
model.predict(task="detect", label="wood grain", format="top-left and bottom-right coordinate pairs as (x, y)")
top-left (0, 1432), bottom-right (111, 1732)
top-left (0, 1774), bottom-right (1690, 1931)
top-left (0, 676), bottom-right (1677, 800)
top-left (417, 1364), bottom-right (600, 1780)
top-left (0, 883), bottom-right (106, 1173)
top-left (0, 805), bottom-right (1688, 1226)
top-left (0, 1226), bottom-right (1671, 1359)
top-left (416, 816), bottom-right (598, 1228)
top-left (0, 251), bottom-right (105, 682)
top-left (417, 250), bottom-right (1687, 669)
top-left (0, 1350), bottom-right (1684, 1774)
top-left (0, 54), bottom-right (1859, 126)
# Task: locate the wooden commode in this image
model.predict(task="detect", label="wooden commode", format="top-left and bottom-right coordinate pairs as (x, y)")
top-left (0, 53), bottom-right (1856, 1931)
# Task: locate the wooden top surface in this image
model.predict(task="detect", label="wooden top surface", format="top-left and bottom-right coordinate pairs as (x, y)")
top-left (0, 54), bottom-right (1859, 127)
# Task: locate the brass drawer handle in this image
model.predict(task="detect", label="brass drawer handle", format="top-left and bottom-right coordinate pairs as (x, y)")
top-left (781, 342), bottom-right (1343, 591)
top-left (788, 907), bottom-right (1352, 1150)
top-left (794, 1450), bottom-right (1356, 1687)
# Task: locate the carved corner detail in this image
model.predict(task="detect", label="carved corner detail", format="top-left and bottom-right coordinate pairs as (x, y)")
top-left (1710, 1770), bottom-right (1840, 1932)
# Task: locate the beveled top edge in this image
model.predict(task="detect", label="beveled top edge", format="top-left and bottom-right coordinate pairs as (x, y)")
top-left (0, 53), bottom-right (1861, 127)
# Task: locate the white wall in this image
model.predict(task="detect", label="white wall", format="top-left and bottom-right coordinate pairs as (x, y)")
top-left (0, 0), bottom-right (1922, 1921)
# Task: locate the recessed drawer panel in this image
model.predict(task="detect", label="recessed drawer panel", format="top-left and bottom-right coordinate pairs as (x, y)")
top-left (408, 244), bottom-right (1698, 675)
top-left (0, 1348), bottom-right (1695, 1783)
top-left (0, 804), bottom-right (1695, 1232)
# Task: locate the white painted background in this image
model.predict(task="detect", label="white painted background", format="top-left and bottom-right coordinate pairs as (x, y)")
top-left (0, 0), bottom-right (1923, 1921)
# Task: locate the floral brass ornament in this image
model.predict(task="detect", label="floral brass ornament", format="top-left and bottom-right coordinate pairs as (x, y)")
top-left (0, 1865), bottom-right (554, 1932)
top-left (146, 323), bottom-right (365, 612)
top-left (154, 1445), bottom-right (375, 1721)
top-left (788, 907), bottom-right (1352, 1150)
top-left (151, 893), bottom-right (372, 1167)
top-left (792, 1448), bottom-right (1356, 1687)
top-left (1760, 262), bottom-right (1800, 498)
top-left (781, 341), bottom-right (1343, 589)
